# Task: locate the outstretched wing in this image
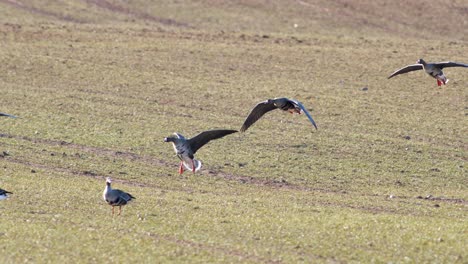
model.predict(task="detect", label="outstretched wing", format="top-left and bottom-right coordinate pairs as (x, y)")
top-left (0, 112), bottom-right (17, 118)
top-left (292, 100), bottom-right (318, 129)
top-left (388, 64), bottom-right (423, 79)
top-left (435, 62), bottom-right (468, 69)
top-left (188, 129), bottom-right (238, 154)
top-left (240, 100), bottom-right (278, 132)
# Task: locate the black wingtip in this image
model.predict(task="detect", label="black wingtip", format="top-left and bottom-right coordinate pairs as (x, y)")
top-left (224, 130), bottom-right (238, 136)
top-left (0, 113), bottom-right (17, 118)
top-left (223, 129), bottom-right (238, 135)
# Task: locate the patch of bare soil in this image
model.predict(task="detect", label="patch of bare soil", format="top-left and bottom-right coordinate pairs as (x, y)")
top-left (146, 233), bottom-right (282, 264)
top-left (3, 156), bottom-right (199, 194)
top-left (0, 0), bottom-right (190, 27)
top-left (415, 195), bottom-right (467, 205)
top-left (0, 133), bottom-right (301, 187)
top-left (0, 133), bottom-right (342, 194)
top-left (83, 0), bottom-right (190, 27)
top-left (0, 0), bottom-right (85, 23)
top-left (2, 133), bottom-right (467, 209)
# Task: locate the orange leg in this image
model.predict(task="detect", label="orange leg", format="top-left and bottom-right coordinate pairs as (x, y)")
top-left (112, 206), bottom-right (115, 216)
top-left (192, 159), bottom-right (196, 173)
top-left (118, 206), bottom-right (122, 216)
top-left (179, 161), bottom-right (185, 174)
top-left (437, 79), bottom-right (442, 86)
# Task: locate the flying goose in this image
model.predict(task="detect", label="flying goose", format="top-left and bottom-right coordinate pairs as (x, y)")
top-left (388, 59), bottom-right (468, 86)
top-left (0, 188), bottom-right (12, 200)
top-left (0, 113), bottom-right (17, 118)
top-left (164, 129), bottom-right (237, 174)
top-left (102, 177), bottom-right (135, 216)
top-left (240, 98), bottom-right (317, 132)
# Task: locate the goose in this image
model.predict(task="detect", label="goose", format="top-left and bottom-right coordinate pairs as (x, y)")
top-left (240, 98), bottom-right (317, 132)
top-left (0, 188), bottom-right (12, 200)
top-left (102, 177), bottom-right (135, 216)
top-left (0, 113), bottom-right (17, 118)
top-left (164, 129), bottom-right (237, 174)
top-left (388, 59), bottom-right (468, 86)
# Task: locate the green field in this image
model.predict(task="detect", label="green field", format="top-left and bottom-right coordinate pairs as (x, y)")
top-left (0, 1), bottom-right (467, 263)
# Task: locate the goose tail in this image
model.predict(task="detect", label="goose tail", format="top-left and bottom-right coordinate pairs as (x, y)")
top-left (183, 159), bottom-right (202, 172)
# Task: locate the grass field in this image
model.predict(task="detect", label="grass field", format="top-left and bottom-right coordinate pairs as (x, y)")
top-left (0, 0), bottom-right (467, 263)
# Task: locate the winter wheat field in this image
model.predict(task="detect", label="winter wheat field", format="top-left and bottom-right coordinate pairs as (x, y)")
top-left (0, 0), bottom-right (467, 263)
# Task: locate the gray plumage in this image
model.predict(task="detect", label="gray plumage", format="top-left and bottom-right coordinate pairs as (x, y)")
top-left (164, 129), bottom-right (238, 174)
top-left (388, 59), bottom-right (468, 86)
top-left (240, 98), bottom-right (317, 132)
top-left (103, 178), bottom-right (135, 215)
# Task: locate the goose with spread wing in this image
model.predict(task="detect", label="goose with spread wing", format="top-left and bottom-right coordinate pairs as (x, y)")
top-left (240, 98), bottom-right (317, 132)
top-left (164, 129), bottom-right (237, 174)
top-left (388, 59), bottom-right (468, 86)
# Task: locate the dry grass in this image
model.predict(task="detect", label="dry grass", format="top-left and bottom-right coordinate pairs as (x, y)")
top-left (0, 1), bottom-right (467, 263)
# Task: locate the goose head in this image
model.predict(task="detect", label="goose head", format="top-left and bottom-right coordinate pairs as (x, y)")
top-left (164, 136), bottom-right (176, 143)
top-left (105, 177), bottom-right (112, 188)
top-left (164, 132), bottom-right (185, 143)
top-left (417, 59), bottom-right (427, 65)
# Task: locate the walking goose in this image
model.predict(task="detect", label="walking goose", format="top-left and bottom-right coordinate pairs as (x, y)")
top-left (0, 188), bottom-right (12, 200)
top-left (388, 59), bottom-right (468, 86)
top-left (102, 177), bottom-right (135, 216)
top-left (164, 129), bottom-right (237, 174)
top-left (240, 98), bottom-right (317, 132)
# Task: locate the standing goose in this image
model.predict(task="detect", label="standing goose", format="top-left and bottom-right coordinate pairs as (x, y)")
top-left (0, 188), bottom-right (12, 200)
top-left (102, 177), bottom-right (135, 216)
top-left (240, 98), bottom-right (317, 132)
top-left (0, 113), bottom-right (17, 118)
top-left (388, 59), bottom-right (468, 86)
top-left (164, 129), bottom-right (237, 174)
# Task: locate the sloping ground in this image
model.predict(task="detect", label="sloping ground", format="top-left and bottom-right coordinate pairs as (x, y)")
top-left (0, 0), bottom-right (467, 40)
top-left (0, 0), bottom-right (467, 263)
